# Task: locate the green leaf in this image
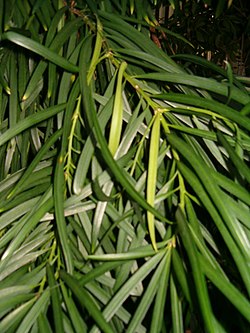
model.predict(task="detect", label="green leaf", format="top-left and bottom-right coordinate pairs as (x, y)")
top-left (37, 313), bottom-right (53, 333)
top-left (175, 207), bottom-right (216, 333)
top-left (217, 130), bottom-right (250, 183)
top-left (0, 286), bottom-right (34, 315)
top-left (2, 32), bottom-right (79, 72)
top-left (61, 282), bottom-right (87, 333)
top-left (60, 270), bottom-right (115, 333)
top-left (138, 72), bottom-right (250, 105)
top-left (15, 289), bottom-right (50, 333)
top-left (46, 264), bottom-right (64, 333)
top-left (170, 274), bottom-right (184, 333)
top-left (8, 129), bottom-right (62, 198)
top-left (199, 254), bottom-right (250, 323)
top-left (89, 251), bottom-right (165, 333)
top-left (126, 250), bottom-right (171, 333)
top-left (175, 160), bottom-right (250, 295)
top-left (147, 112), bottom-right (161, 251)
top-left (0, 299), bottom-right (35, 333)
top-left (108, 61), bottom-right (127, 156)
top-left (0, 104), bottom-right (66, 147)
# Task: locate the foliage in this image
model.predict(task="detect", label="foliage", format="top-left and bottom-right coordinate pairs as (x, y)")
top-left (0, 0), bottom-right (250, 332)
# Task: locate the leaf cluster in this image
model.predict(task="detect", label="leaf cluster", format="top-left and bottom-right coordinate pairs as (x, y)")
top-left (0, 1), bottom-right (250, 332)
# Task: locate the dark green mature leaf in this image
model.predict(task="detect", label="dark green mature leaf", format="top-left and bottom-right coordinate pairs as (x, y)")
top-left (60, 270), bottom-right (115, 333)
top-left (2, 32), bottom-right (79, 72)
top-left (176, 207), bottom-right (216, 332)
top-left (0, 104), bottom-right (66, 147)
top-left (177, 159), bottom-right (250, 294)
top-left (138, 72), bottom-right (250, 104)
top-left (15, 289), bottom-right (50, 333)
top-left (199, 254), bottom-right (250, 322)
top-left (47, 264), bottom-right (64, 333)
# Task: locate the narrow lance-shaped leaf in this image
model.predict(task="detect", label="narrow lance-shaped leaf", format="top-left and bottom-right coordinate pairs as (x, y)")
top-left (176, 159), bottom-right (250, 295)
top-left (172, 249), bottom-right (192, 305)
top-left (126, 249), bottom-right (171, 333)
top-left (224, 60), bottom-right (233, 104)
top-left (147, 112), bottom-right (161, 251)
top-left (2, 32), bottom-right (79, 73)
top-left (98, 10), bottom-right (182, 70)
top-left (87, 17), bottom-right (103, 85)
top-left (53, 80), bottom-right (80, 274)
top-left (8, 129), bottom-right (63, 198)
top-left (60, 282), bottom-right (88, 333)
top-left (60, 270), bottom-right (115, 333)
top-left (0, 104), bottom-right (66, 147)
top-left (0, 299), bottom-right (35, 333)
top-left (170, 274), bottom-right (184, 333)
top-left (54, 156), bottom-right (73, 273)
top-left (150, 246), bottom-right (172, 333)
top-left (137, 72), bottom-right (250, 105)
top-left (89, 251), bottom-right (165, 333)
top-left (217, 130), bottom-right (250, 184)
top-left (46, 264), bottom-right (64, 333)
top-left (199, 254), bottom-right (250, 323)
top-left (0, 191), bottom-right (53, 264)
top-left (9, 52), bottom-right (18, 128)
top-left (175, 207), bottom-right (217, 333)
top-left (15, 289), bottom-right (50, 333)
top-left (155, 93), bottom-right (250, 130)
top-left (37, 313), bottom-right (53, 333)
top-left (108, 61), bottom-right (127, 156)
